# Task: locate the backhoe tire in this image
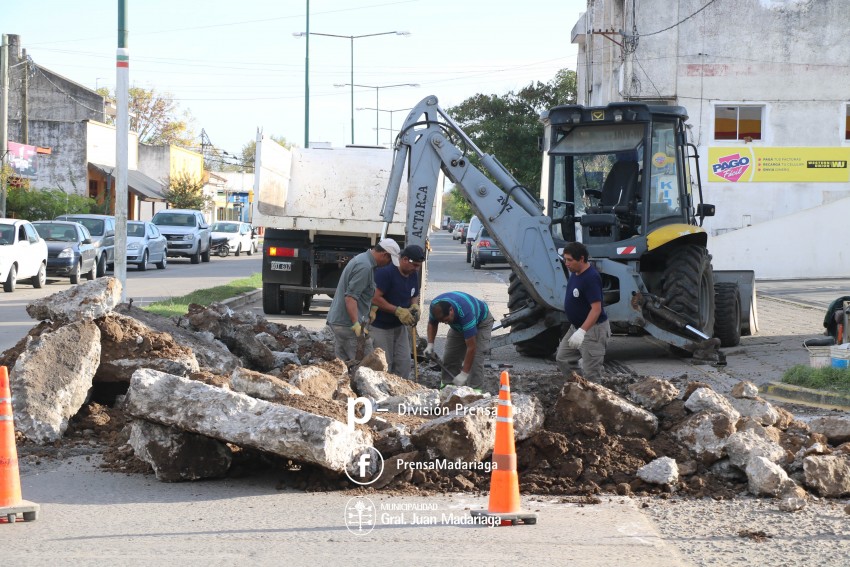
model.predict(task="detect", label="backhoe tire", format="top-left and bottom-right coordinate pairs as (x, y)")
top-left (714, 282), bottom-right (741, 347)
top-left (262, 283), bottom-right (282, 314)
top-left (661, 244), bottom-right (716, 339)
top-left (507, 272), bottom-right (561, 358)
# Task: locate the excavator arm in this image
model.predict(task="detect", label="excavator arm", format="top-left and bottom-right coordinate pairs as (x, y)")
top-left (381, 96), bottom-right (568, 316)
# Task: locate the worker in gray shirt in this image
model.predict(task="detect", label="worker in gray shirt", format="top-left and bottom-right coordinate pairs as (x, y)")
top-left (326, 238), bottom-right (400, 360)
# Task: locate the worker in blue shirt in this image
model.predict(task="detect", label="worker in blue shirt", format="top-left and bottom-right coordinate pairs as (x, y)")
top-left (424, 291), bottom-right (494, 389)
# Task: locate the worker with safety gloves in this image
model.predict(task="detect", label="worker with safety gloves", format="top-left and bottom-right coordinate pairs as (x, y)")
top-left (555, 241), bottom-right (611, 382)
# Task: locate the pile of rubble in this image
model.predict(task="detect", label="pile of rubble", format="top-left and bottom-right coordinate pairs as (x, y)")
top-left (6, 279), bottom-right (850, 510)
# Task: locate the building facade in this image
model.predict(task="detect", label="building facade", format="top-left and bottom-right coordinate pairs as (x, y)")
top-left (572, 0), bottom-right (850, 277)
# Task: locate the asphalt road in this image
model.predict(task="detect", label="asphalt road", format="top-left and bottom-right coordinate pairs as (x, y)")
top-left (0, 253), bottom-right (261, 352)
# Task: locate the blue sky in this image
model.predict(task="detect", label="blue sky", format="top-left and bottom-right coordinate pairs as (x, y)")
top-left (6, 0), bottom-right (582, 158)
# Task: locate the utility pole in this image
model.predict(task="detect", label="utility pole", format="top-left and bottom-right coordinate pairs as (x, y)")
top-left (21, 55), bottom-right (28, 144)
top-left (115, 0), bottom-right (129, 300)
top-left (0, 35), bottom-right (8, 218)
top-left (304, 0), bottom-right (310, 148)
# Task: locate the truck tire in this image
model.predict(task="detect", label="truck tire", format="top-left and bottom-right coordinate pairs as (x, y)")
top-left (263, 283), bottom-right (282, 314)
top-left (283, 291), bottom-right (305, 316)
top-left (714, 282), bottom-right (741, 347)
top-left (507, 272), bottom-right (561, 358)
top-left (661, 244), bottom-right (716, 338)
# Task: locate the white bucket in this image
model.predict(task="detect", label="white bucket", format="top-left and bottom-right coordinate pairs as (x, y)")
top-left (830, 344), bottom-right (850, 369)
top-left (804, 343), bottom-right (832, 368)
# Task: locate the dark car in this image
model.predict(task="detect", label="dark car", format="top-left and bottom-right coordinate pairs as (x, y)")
top-left (32, 221), bottom-right (98, 284)
top-left (471, 227), bottom-right (507, 269)
top-left (55, 214), bottom-right (115, 277)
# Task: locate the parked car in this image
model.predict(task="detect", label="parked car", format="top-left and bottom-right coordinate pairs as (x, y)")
top-left (55, 214), bottom-right (115, 277)
top-left (451, 222), bottom-right (467, 240)
top-left (471, 227), bottom-right (507, 269)
top-left (126, 221), bottom-right (168, 271)
top-left (459, 223), bottom-right (470, 243)
top-left (31, 221), bottom-right (97, 284)
top-left (210, 221), bottom-right (256, 257)
top-left (151, 209), bottom-right (212, 264)
top-left (465, 215), bottom-right (483, 263)
top-left (0, 219), bottom-right (48, 292)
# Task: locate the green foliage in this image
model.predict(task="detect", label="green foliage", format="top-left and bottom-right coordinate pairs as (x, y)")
top-left (145, 273), bottom-right (262, 318)
top-left (99, 86), bottom-right (196, 147)
top-left (446, 68), bottom-right (577, 195)
top-left (163, 173), bottom-right (213, 211)
top-left (443, 186), bottom-right (472, 222)
top-left (782, 364), bottom-right (850, 393)
top-left (5, 187), bottom-right (96, 220)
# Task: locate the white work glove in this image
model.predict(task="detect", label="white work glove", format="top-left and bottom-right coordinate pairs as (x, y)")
top-left (423, 343), bottom-right (435, 358)
top-left (567, 328), bottom-right (586, 349)
top-left (453, 371), bottom-right (470, 387)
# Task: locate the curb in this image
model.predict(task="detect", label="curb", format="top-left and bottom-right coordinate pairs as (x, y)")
top-left (221, 288), bottom-right (262, 310)
top-left (760, 381), bottom-right (850, 410)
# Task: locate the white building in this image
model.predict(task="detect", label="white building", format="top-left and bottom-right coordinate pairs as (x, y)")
top-left (572, 0), bottom-right (850, 278)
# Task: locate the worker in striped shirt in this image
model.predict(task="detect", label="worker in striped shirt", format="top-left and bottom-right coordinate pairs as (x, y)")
top-left (424, 291), bottom-right (494, 389)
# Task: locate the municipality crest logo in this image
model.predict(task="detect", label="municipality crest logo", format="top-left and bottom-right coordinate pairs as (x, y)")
top-left (345, 496), bottom-right (376, 535)
top-left (711, 153), bottom-right (750, 182)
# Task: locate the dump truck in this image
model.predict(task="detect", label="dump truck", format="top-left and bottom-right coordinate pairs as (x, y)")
top-left (254, 137), bottom-right (432, 315)
top-left (380, 96), bottom-right (757, 361)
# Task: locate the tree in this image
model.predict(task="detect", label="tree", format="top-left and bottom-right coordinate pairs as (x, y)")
top-left (238, 135), bottom-right (294, 172)
top-left (163, 173), bottom-right (212, 211)
top-left (97, 86), bottom-right (196, 147)
top-left (446, 69), bottom-right (577, 195)
top-left (442, 186), bottom-right (472, 222)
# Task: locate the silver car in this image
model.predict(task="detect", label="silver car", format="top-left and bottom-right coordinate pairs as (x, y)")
top-left (127, 221), bottom-right (168, 271)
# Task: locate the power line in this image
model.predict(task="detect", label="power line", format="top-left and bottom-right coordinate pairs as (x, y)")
top-left (640, 0), bottom-right (721, 37)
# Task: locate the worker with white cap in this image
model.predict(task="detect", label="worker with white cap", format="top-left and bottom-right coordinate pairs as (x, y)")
top-left (326, 238), bottom-right (400, 361)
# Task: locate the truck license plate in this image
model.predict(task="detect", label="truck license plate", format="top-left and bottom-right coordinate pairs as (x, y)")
top-left (271, 261), bottom-right (293, 272)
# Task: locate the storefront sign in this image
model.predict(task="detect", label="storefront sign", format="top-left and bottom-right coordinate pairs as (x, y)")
top-left (708, 147), bottom-right (850, 183)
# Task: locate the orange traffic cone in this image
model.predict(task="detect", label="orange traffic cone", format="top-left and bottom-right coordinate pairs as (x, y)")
top-left (471, 371), bottom-right (537, 526)
top-left (0, 366), bottom-right (39, 523)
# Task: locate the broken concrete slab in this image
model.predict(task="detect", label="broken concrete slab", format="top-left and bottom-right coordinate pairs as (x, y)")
top-left (637, 457), bottom-right (679, 485)
top-left (725, 430), bottom-right (789, 469)
top-left (551, 375), bottom-right (658, 438)
top-left (674, 411), bottom-right (737, 465)
top-left (359, 348), bottom-right (388, 372)
top-left (684, 387), bottom-right (741, 422)
top-left (289, 366), bottom-right (338, 400)
top-left (115, 305), bottom-right (241, 373)
top-left (807, 416), bottom-right (850, 445)
top-left (803, 454), bottom-right (850, 497)
top-left (729, 396), bottom-right (780, 427)
top-left (128, 419), bottom-right (232, 482)
top-left (11, 320), bottom-right (101, 443)
top-left (628, 376), bottom-right (679, 411)
top-left (411, 405), bottom-right (496, 463)
top-left (26, 277), bottom-right (122, 323)
top-left (351, 366), bottom-right (428, 405)
top-left (229, 367), bottom-right (304, 400)
top-left (123, 368), bottom-right (372, 472)
top-left (731, 381), bottom-right (760, 399)
top-left (512, 393), bottom-right (545, 442)
top-left (747, 456), bottom-right (790, 497)
top-left (439, 385), bottom-right (487, 408)
top-left (94, 312), bottom-right (199, 383)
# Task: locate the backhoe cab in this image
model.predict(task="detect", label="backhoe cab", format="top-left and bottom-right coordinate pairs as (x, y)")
top-left (530, 102), bottom-right (755, 357)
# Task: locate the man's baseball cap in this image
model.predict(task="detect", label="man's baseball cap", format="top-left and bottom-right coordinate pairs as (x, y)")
top-left (401, 244), bottom-right (426, 262)
top-left (377, 238), bottom-right (401, 266)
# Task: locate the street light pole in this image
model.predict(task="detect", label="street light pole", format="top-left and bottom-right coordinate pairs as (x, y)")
top-left (294, 31), bottom-right (409, 145)
top-left (357, 107), bottom-right (411, 145)
top-left (338, 84), bottom-right (418, 145)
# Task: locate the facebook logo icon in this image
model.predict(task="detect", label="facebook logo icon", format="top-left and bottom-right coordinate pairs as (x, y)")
top-left (345, 447), bottom-right (384, 486)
